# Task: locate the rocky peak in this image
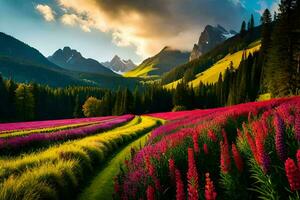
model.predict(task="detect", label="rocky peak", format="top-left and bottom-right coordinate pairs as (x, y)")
top-left (189, 25), bottom-right (236, 61)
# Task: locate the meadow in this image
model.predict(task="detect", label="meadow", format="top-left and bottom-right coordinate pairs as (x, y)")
top-left (0, 96), bottom-right (299, 200)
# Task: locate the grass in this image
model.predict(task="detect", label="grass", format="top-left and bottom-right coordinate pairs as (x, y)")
top-left (123, 63), bottom-right (158, 78)
top-left (0, 116), bottom-right (161, 200)
top-left (164, 41), bottom-right (261, 89)
top-left (78, 131), bottom-right (152, 200)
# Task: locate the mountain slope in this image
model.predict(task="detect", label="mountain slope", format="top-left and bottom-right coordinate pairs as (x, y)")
top-left (48, 47), bottom-right (117, 76)
top-left (0, 32), bottom-right (85, 86)
top-left (102, 55), bottom-right (136, 73)
top-left (164, 41), bottom-right (261, 89)
top-left (161, 25), bottom-right (262, 85)
top-left (124, 47), bottom-right (190, 78)
top-left (190, 25), bottom-right (236, 61)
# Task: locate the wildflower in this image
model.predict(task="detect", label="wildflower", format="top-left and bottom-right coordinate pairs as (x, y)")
top-left (187, 148), bottom-right (199, 200)
top-left (255, 137), bottom-right (270, 172)
top-left (175, 169), bottom-right (185, 200)
top-left (207, 130), bottom-right (217, 142)
top-left (203, 144), bottom-right (208, 155)
top-left (193, 133), bottom-right (200, 153)
top-left (232, 144), bottom-right (243, 172)
top-left (220, 131), bottom-right (231, 173)
top-left (204, 173), bottom-right (217, 200)
top-left (169, 159), bottom-right (175, 182)
top-left (146, 185), bottom-right (155, 200)
top-left (274, 114), bottom-right (287, 161)
top-left (297, 150), bottom-right (300, 170)
top-left (285, 158), bottom-right (300, 191)
top-left (145, 155), bottom-right (155, 177)
top-left (295, 112), bottom-right (300, 142)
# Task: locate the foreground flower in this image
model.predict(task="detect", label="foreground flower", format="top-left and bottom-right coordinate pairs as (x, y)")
top-left (297, 150), bottom-right (300, 170)
top-left (175, 168), bottom-right (185, 200)
top-left (169, 159), bottom-right (176, 182)
top-left (193, 133), bottom-right (200, 153)
top-left (274, 114), bottom-right (287, 161)
top-left (187, 148), bottom-right (199, 200)
top-left (147, 185), bottom-right (155, 200)
top-left (285, 158), bottom-right (300, 191)
top-left (205, 173), bottom-right (217, 200)
top-left (296, 112), bottom-right (300, 141)
top-left (232, 144), bottom-right (243, 172)
top-left (203, 143), bottom-right (209, 155)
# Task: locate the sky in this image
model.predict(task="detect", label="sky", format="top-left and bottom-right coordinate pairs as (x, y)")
top-left (0, 0), bottom-right (279, 64)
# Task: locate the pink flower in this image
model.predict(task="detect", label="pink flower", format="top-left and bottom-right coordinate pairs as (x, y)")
top-left (175, 169), bottom-right (185, 200)
top-left (187, 148), bottom-right (199, 200)
top-left (193, 133), bottom-right (200, 153)
top-left (169, 159), bottom-right (176, 182)
top-left (274, 114), bottom-right (287, 161)
top-left (203, 144), bottom-right (208, 155)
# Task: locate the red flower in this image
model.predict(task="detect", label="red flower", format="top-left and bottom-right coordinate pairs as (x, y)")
top-left (297, 150), bottom-right (300, 171)
top-left (187, 148), bottom-right (199, 200)
top-left (295, 112), bottom-right (300, 142)
top-left (203, 143), bottom-right (208, 155)
top-left (175, 169), bottom-right (185, 200)
top-left (204, 173), bottom-right (217, 200)
top-left (193, 133), bottom-right (200, 153)
top-left (146, 185), bottom-right (155, 200)
top-left (169, 159), bottom-right (176, 182)
top-left (285, 158), bottom-right (300, 191)
top-left (232, 144), bottom-right (243, 172)
top-left (208, 130), bottom-right (217, 142)
top-left (220, 130), bottom-right (231, 173)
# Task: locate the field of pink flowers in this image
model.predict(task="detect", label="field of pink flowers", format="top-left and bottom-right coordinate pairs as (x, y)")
top-left (0, 114), bottom-right (134, 154)
top-left (114, 97), bottom-right (300, 200)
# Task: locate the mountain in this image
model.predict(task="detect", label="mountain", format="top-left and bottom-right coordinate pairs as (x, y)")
top-left (48, 47), bottom-right (117, 76)
top-left (102, 55), bottom-right (136, 73)
top-left (124, 47), bottom-right (190, 78)
top-left (189, 25), bottom-right (237, 61)
top-left (0, 32), bottom-right (84, 87)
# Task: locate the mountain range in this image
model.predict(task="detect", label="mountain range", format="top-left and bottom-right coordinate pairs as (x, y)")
top-left (102, 55), bottom-right (136, 73)
top-left (48, 47), bottom-right (116, 76)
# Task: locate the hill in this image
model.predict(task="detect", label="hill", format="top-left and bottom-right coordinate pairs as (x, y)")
top-left (124, 47), bottom-right (190, 78)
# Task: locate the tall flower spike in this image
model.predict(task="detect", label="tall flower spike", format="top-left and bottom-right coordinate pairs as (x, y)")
top-left (204, 173), bottom-right (217, 200)
top-left (169, 159), bottom-right (175, 182)
top-left (297, 150), bottom-right (300, 170)
top-left (175, 169), bottom-right (185, 200)
top-left (274, 113), bottom-right (287, 161)
top-left (285, 158), bottom-right (300, 192)
top-left (232, 144), bottom-right (243, 172)
top-left (295, 112), bottom-right (300, 142)
top-left (146, 185), bottom-right (155, 200)
top-left (187, 148), bottom-right (199, 200)
top-left (193, 133), bottom-right (200, 153)
top-left (203, 143), bottom-right (209, 155)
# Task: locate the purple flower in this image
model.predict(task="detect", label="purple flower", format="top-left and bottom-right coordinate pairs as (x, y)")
top-left (274, 113), bottom-right (287, 161)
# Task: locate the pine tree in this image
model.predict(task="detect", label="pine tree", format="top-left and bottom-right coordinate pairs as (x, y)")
top-left (73, 95), bottom-right (81, 118)
top-left (250, 14), bottom-right (255, 30)
top-left (15, 84), bottom-right (35, 121)
top-left (240, 21), bottom-right (247, 37)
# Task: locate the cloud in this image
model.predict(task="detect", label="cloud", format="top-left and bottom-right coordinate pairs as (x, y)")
top-left (56, 0), bottom-right (250, 58)
top-left (36, 4), bottom-right (55, 22)
top-left (61, 14), bottom-right (94, 32)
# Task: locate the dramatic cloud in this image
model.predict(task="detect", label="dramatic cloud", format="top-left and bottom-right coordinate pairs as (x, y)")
top-left (36, 4), bottom-right (55, 22)
top-left (57, 0), bottom-right (249, 58)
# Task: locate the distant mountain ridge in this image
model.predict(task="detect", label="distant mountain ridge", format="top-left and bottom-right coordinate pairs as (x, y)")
top-left (48, 47), bottom-right (117, 76)
top-left (102, 55), bottom-right (136, 73)
top-left (124, 46), bottom-right (190, 78)
top-left (190, 25), bottom-right (237, 61)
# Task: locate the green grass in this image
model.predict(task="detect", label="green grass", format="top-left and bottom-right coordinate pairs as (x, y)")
top-left (78, 131), bottom-right (151, 200)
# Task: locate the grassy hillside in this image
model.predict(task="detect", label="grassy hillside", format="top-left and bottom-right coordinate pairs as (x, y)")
top-left (124, 47), bottom-right (189, 78)
top-left (165, 41), bottom-right (261, 89)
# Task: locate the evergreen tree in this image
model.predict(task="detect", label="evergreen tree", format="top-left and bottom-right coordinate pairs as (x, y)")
top-left (15, 84), bottom-right (35, 121)
top-left (240, 21), bottom-right (247, 37)
top-left (73, 95), bottom-right (81, 118)
top-left (250, 14), bottom-right (255, 30)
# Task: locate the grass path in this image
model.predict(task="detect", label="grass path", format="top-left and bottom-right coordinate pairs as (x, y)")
top-left (78, 130), bottom-right (151, 200)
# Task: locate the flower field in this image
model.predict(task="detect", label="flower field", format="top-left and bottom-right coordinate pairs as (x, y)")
top-left (0, 96), bottom-right (299, 200)
top-left (0, 116), bottom-right (162, 200)
top-left (114, 97), bottom-right (300, 200)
